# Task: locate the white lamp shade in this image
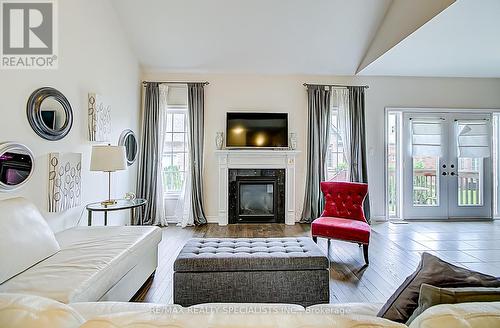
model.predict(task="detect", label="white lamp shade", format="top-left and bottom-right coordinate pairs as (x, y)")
top-left (90, 145), bottom-right (127, 172)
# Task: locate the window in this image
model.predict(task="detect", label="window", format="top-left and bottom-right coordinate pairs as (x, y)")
top-left (326, 107), bottom-right (349, 181)
top-left (163, 105), bottom-right (188, 194)
top-left (386, 111), bottom-right (402, 218)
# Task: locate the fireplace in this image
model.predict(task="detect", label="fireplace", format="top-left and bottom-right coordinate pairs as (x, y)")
top-left (228, 169), bottom-right (285, 224)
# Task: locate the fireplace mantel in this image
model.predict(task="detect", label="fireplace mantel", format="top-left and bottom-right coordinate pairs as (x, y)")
top-left (216, 149), bottom-right (299, 225)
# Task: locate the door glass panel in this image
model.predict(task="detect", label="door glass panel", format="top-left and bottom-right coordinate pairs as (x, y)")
top-left (457, 158), bottom-right (483, 206)
top-left (387, 113), bottom-right (397, 216)
top-left (413, 156), bottom-right (439, 206)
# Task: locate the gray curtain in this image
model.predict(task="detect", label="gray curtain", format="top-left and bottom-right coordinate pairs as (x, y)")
top-left (187, 83), bottom-right (207, 225)
top-left (347, 86), bottom-right (370, 224)
top-left (136, 83), bottom-right (166, 226)
top-left (300, 85), bottom-right (331, 223)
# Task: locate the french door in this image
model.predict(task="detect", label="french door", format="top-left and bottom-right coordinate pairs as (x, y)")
top-left (402, 112), bottom-right (492, 219)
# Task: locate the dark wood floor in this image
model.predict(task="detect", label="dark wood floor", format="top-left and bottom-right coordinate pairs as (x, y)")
top-left (133, 221), bottom-right (500, 304)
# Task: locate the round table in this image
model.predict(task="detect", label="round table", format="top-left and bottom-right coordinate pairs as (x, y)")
top-left (86, 198), bottom-right (147, 226)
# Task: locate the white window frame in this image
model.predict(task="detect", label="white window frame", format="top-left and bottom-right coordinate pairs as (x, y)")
top-left (327, 106), bottom-right (349, 181)
top-left (163, 105), bottom-right (188, 198)
top-left (385, 110), bottom-right (403, 219)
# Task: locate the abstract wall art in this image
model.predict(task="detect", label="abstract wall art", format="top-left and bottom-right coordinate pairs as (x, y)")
top-left (88, 93), bottom-right (111, 142)
top-left (48, 152), bottom-right (82, 212)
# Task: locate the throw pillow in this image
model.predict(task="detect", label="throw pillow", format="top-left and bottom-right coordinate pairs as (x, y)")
top-left (406, 284), bottom-right (500, 324)
top-left (377, 252), bottom-right (500, 323)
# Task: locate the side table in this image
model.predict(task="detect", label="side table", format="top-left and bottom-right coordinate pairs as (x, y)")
top-left (86, 198), bottom-right (147, 226)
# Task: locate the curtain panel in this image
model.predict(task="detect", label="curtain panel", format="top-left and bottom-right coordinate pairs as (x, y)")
top-left (347, 86), bottom-right (370, 223)
top-left (301, 85), bottom-right (332, 223)
top-left (187, 83), bottom-right (207, 225)
top-left (136, 83), bottom-right (168, 226)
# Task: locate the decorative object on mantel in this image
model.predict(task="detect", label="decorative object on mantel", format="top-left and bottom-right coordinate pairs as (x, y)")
top-left (26, 87), bottom-right (73, 141)
top-left (215, 132), bottom-right (224, 150)
top-left (88, 93), bottom-right (111, 142)
top-left (289, 133), bottom-right (297, 150)
top-left (118, 129), bottom-right (139, 166)
top-left (90, 145), bottom-right (127, 206)
top-left (0, 142), bottom-right (35, 191)
top-left (48, 152), bottom-right (82, 212)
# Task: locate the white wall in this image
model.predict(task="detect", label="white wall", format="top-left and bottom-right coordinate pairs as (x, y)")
top-left (143, 72), bottom-right (500, 221)
top-left (0, 0), bottom-right (140, 232)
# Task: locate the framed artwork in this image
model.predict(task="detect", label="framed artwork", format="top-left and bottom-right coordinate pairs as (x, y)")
top-left (88, 93), bottom-right (111, 142)
top-left (48, 152), bottom-right (82, 212)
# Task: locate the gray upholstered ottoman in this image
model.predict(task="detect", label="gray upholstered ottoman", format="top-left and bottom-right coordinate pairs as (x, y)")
top-left (173, 237), bottom-right (329, 306)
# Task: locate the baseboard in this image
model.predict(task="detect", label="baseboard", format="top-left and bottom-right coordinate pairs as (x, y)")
top-left (371, 216), bottom-right (387, 222)
top-left (206, 215), bottom-right (219, 224)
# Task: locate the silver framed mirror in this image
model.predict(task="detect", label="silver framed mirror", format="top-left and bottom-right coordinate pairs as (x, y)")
top-left (0, 142), bottom-right (35, 191)
top-left (26, 87), bottom-right (73, 141)
top-left (118, 129), bottom-right (138, 166)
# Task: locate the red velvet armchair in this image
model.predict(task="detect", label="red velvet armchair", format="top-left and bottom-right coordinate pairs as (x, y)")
top-left (311, 182), bottom-right (370, 264)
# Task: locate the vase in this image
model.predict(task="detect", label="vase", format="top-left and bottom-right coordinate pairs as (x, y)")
top-left (289, 133), bottom-right (297, 150)
top-left (216, 132), bottom-right (224, 150)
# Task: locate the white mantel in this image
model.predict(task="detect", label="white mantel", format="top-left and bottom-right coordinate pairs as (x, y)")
top-left (215, 149), bottom-right (299, 226)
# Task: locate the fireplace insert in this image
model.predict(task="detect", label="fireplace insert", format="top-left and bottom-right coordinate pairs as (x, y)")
top-left (228, 169), bottom-right (285, 224)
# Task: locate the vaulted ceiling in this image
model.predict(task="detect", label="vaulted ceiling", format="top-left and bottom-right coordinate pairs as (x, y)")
top-left (111, 0), bottom-right (500, 77)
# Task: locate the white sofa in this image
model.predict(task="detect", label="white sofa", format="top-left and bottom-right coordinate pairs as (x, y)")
top-left (1, 293), bottom-right (500, 328)
top-left (0, 197), bottom-right (161, 303)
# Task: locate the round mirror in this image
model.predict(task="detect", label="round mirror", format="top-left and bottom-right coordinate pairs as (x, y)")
top-left (26, 87), bottom-right (73, 141)
top-left (0, 142), bottom-right (35, 191)
top-left (118, 129), bottom-right (138, 166)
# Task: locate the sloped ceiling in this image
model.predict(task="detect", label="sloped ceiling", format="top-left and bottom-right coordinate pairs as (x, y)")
top-left (359, 0), bottom-right (500, 77)
top-left (111, 0), bottom-right (500, 77)
top-left (111, 0), bottom-right (391, 75)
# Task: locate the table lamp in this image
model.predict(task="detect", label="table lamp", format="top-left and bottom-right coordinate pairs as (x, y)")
top-left (90, 145), bottom-right (127, 205)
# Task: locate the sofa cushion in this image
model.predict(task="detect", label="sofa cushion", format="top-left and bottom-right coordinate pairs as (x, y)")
top-left (307, 303), bottom-right (383, 317)
top-left (0, 226), bottom-right (161, 303)
top-left (377, 253), bottom-right (500, 323)
top-left (0, 197), bottom-right (60, 284)
top-left (408, 301), bottom-right (500, 328)
top-left (0, 293), bottom-right (84, 328)
top-left (71, 302), bottom-right (183, 320)
top-left (174, 237), bottom-right (328, 272)
top-left (80, 309), bottom-right (406, 328)
top-left (311, 217), bottom-right (370, 244)
top-left (407, 284), bottom-right (500, 324)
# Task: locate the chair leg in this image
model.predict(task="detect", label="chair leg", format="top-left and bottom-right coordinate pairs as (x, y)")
top-left (312, 236), bottom-right (317, 243)
top-left (362, 244), bottom-right (369, 265)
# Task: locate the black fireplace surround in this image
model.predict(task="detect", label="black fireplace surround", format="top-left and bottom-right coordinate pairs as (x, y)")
top-left (228, 169), bottom-right (285, 224)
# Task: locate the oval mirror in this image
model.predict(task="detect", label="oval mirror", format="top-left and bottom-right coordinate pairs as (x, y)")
top-left (0, 142), bottom-right (35, 191)
top-left (118, 129), bottom-right (138, 166)
top-left (26, 87), bottom-right (73, 141)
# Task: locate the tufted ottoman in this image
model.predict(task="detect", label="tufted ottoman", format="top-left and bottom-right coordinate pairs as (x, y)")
top-left (173, 237), bottom-right (329, 306)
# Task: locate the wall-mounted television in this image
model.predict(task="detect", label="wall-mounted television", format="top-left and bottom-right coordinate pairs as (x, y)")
top-left (226, 112), bottom-right (288, 148)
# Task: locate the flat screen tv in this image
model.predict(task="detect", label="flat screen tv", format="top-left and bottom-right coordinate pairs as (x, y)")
top-left (226, 112), bottom-right (288, 148)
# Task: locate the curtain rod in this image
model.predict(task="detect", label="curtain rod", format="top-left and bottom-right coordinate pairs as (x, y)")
top-left (142, 81), bottom-right (209, 86)
top-left (303, 83), bottom-right (369, 89)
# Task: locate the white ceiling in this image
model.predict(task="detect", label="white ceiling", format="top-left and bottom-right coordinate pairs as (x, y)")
top-left (359, 0), bottom-right (500, 77)
top-left (111, 0), bottom-right (391, 75)
top-left (111, 0), bottom-right (500, 77)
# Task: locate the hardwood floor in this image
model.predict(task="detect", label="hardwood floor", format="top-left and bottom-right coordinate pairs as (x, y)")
top-left (132, 221), bottom-right (500, 304)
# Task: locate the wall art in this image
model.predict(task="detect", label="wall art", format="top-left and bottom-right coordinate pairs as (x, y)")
top-left (48, 152), bottom-right (82, 212)
top-left (88, 93), bottom-right (111, 142)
